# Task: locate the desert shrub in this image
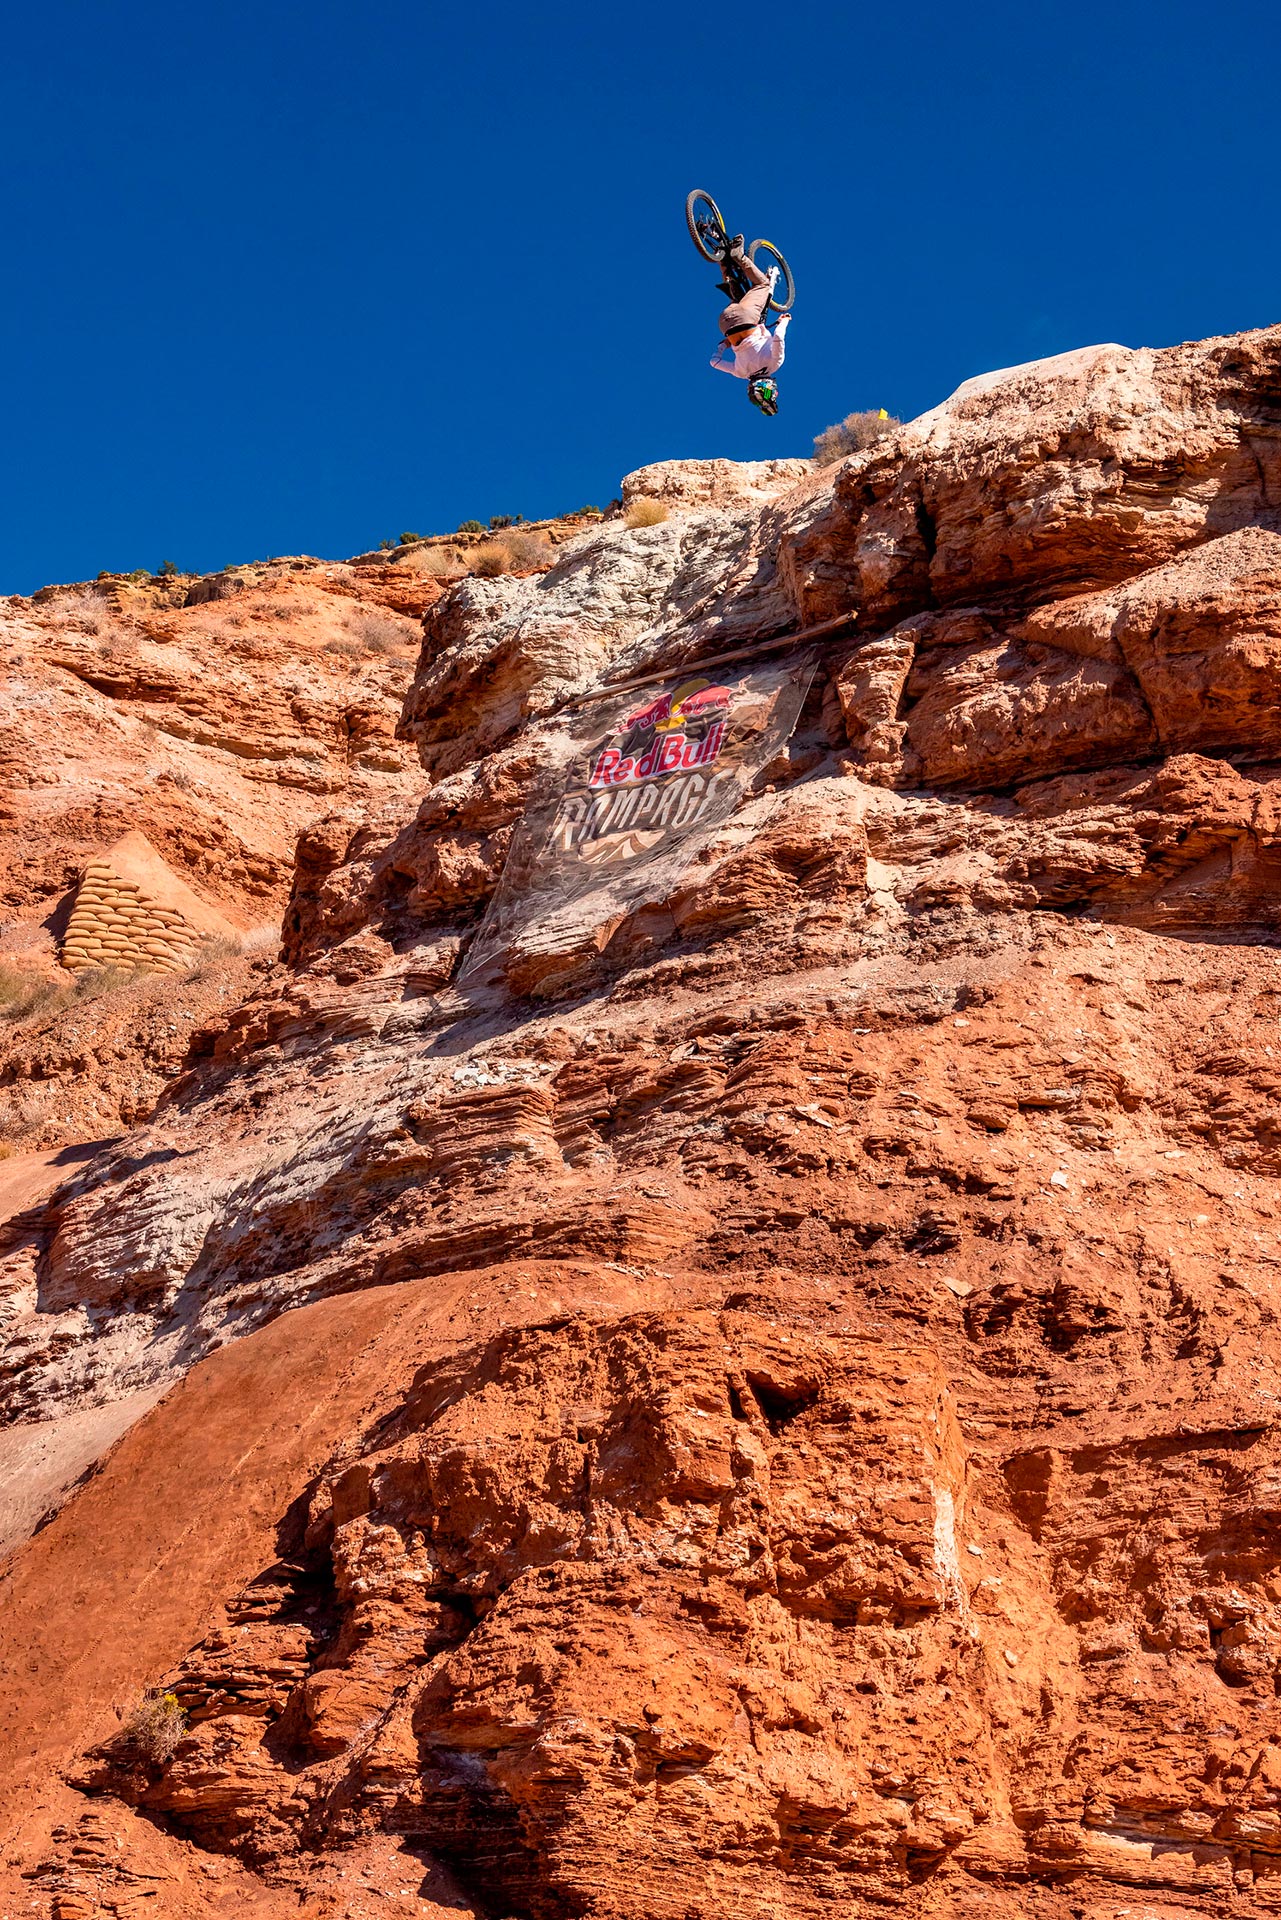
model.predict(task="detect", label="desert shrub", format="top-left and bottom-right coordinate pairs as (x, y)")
top-left (398, 531), bottom-right (423, 545)
top-left (812, 410), bottom-right (901, 465)
top-left (574, 504), bottom-right (603, 519)
top-left (471, 542), bottom-right (510, 578)
top-left (185, 934), bottom-right (246, 983)
top-left (0, 1083), bottom-right (57, 1137)
top-left (70, 964), bottom-right (136, 1003)
top-left (0, 967), bottom-right (61, 1022)
top-left (457, 518), bottom-right (485, 535)
top-left (119, 1690), bottom-right (186, 1767)
top-left (489, 514), bottom-right (515, 531)
top-left (324, 634), bottom-right (364, 657)
top-left (157, 560), bottom-right (179, 578)
top-left (127, 569), bottom-right (151, 583)
top-left (0, 966), bottom-right (31, 1008)
top-left (345, 608), bottom-right (417, 654)
top-left (503, 531), bottom-right (552, 569)
top-left (59, 589), bottom-right (115, 637)
top-left (625, 496), bottom-right (669, 529)
top-left (0, 962), bottom-right (137, 1043)
top-left (412, 546), bottom-right (465, 579)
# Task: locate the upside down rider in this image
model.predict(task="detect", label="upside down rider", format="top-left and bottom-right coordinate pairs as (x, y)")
top-left (709, 235), bottom-right (790, 416)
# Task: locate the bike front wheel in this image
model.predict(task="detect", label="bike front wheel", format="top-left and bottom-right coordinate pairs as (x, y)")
top-left (686, 189), bottom-right (727, 263)
top-left (748, 239), bottom-right (795, 312)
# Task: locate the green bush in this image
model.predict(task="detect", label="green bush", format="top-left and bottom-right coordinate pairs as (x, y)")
top-left (457, 519), bottom-right (484, 535)
top-left (812, 410), bottom-right (901, 465)
top-left (489, 514), bottom-right (515, 530)
top-left (574, 504), bottom-right (603, 518)
top-left (398, 531), bottom-right (423, 545)
top-left (158, 559), bottom-right (179, 578)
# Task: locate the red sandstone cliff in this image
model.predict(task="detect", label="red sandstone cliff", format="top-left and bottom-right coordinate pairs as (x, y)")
top-left (6, 335), bottom-right (1281, 1916)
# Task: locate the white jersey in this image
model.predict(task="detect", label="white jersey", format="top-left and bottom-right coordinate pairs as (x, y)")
top-left (710, 314), bottom-right (790, 380)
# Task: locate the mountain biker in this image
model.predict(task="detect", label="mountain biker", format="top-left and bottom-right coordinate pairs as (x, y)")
top-left (709, 236), bottom-right (790, 415)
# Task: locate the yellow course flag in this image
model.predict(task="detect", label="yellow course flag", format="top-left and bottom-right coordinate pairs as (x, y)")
top-left (878, 408), bottom-right (888, 420)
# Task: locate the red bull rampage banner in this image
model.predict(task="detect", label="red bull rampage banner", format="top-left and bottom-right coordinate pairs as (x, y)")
top-left (462, 648), bottom-right (816, 990)
top-left (556, 674), bottom-right (736, 862)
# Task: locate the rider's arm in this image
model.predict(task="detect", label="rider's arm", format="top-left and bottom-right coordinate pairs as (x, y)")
top-left (710, 342), bottom-right (738, 375)
top-left (763, 314), bottom-right (790, 373)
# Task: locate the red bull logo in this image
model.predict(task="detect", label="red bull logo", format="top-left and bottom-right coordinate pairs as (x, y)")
top-left (588, 676), bottom-right (731, 790)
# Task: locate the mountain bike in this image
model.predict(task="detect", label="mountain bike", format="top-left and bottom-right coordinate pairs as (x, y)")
top-left (685, 189), bottom-right (795, 312)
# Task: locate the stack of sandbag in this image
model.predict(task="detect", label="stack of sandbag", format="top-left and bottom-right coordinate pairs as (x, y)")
top-left (61, 865), bottom-right (200, 975)
top-left (58, 828), bottom-right (242, 977)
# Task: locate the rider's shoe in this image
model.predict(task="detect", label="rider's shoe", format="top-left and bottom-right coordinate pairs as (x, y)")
top-left (723, 232), bottom-right (745, 258)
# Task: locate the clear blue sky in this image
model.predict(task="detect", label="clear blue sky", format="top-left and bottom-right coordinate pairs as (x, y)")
top-left (3, 0), bottom-right (1278, 594)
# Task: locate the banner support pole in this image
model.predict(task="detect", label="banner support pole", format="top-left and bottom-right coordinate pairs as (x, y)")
top-left (568, 610), bottom-right (859, 706)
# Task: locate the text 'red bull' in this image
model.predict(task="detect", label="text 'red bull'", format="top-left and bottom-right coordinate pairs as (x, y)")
top-left (589, 720), bottom-right (726, 790)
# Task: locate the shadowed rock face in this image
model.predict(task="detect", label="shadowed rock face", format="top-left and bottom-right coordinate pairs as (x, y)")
top-left (11, 328), bottom-right (1281, 1917)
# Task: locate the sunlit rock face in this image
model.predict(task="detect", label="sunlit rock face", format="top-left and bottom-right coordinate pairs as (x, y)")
top-left (10, 327), bottom-right (1281, 1918)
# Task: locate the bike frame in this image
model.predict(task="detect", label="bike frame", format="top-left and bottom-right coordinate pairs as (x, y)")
top-left (716, 249), bottom-right (753, 305)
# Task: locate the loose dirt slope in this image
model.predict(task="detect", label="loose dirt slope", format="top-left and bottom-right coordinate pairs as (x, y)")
top-left (8, 331), bottom-right (1281, 1916)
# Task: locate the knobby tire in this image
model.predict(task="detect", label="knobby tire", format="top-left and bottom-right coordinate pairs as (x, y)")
top-left (686, 189), bottom-right (727, 263)
top-left (748, 239), bottom-right (795, 312)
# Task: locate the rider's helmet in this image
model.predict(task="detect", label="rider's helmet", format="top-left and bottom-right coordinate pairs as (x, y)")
top-left (748, 376), bottom-right (779, 417)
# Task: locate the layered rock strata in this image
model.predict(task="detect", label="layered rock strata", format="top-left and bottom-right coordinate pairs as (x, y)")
top-left (7, 326), bottom-right (1281, 1917)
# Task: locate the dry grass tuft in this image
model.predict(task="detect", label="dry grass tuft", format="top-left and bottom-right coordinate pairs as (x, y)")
top-left (503, 530), bottom-right (553, 569)
top-left (70, 965), bottom-right (137, 1002)
top-left (184, 935), bottom-right (245, 983)
top-left (625, 496), bottom-right (669, 529)
top-left (470, 530), bottom-right (555, 579)
top-left (470, 542), bottom-right (512, 578)
top-left (345, 608), bottom-right (417, 654)
top-left (0, 967), bottom-right (61, 1023)
top-left (0, 1082), bottom-right (58, 1138)
top-left (118, 1690), bottom-right (186, 1767)
top-left (402, 545), bottom-right (466, 579)
top-left (812, 410), bottom-right (901, 466)
top-left (58, 589), bottom-right (116, 638)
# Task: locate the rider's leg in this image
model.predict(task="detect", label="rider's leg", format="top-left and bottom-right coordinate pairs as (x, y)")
top-left (737, 280), bottom-right (774, 325)
top-left (729, 246), bottom-right (771, 292)
top-left (718, 250), bottom-right (780, 337)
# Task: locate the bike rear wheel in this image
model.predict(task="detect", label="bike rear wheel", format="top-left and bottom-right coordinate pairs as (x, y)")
top-left (748, 239), bottom-right (795, 312)
top-left (686, 189), bottom-right (727, 263)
